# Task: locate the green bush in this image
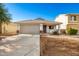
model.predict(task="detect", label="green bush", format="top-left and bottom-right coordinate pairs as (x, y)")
top-left (67, 28), bottom-right (78, 35)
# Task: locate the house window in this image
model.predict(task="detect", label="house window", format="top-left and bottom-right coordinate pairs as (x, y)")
top-left (49, 26), bottom-right (54, 29)
top-left (70, 16), bottom-right (76, 21)
top-left (49, 26), bottom-right (51, 29)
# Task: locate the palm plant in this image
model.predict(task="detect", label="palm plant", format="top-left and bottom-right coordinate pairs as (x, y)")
top-left (0, 3), bottom-right (11, 34)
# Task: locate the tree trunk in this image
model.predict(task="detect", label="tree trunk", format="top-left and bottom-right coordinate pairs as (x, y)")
top-left (0, 23), bottom-right (2, 35)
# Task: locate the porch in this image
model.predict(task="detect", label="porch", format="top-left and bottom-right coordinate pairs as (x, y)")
top-left (40, 21), bottom-right (62, 34)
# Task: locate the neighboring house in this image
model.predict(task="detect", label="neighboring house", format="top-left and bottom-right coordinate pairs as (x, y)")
top-left (55, 14), bottom-right (79, 34)
top-left (1, 23), bottom-right (17, 35)
top-left (16, 18), bottom-right (62, 34)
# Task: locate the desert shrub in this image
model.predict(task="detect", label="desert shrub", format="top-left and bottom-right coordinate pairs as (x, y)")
top-left (67, 28), bottom-right (78, 35)
top-left (53, 31), bottom-right (59, 35)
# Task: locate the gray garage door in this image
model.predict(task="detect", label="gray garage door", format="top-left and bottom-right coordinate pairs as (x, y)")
top-left (20, 24), bottom-right (40, 34)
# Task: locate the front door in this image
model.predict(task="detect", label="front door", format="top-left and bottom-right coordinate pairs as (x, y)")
top-left (43, 25), bottom-right (47, 33)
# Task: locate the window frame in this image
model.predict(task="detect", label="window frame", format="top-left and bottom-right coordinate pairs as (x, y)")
top-left (70, 16), bottom-right (76, 21)
top-left (49, 26), bottom-right (54, 29)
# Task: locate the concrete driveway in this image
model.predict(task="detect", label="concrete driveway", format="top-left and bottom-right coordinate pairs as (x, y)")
top-left (0, 34), bottom-right (40, 56)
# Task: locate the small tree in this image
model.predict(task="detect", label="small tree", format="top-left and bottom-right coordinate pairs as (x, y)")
top-left (0, 3), bottom-right (11, 34)
top-left (67, 28), bottom-right (78, 35)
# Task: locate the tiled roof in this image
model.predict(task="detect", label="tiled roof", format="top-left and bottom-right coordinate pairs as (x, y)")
top-left (15, 18), bottom-right (62, 25)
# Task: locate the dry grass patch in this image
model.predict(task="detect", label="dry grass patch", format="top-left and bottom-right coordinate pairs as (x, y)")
top-left (41, 36), bottom-right (79, 56)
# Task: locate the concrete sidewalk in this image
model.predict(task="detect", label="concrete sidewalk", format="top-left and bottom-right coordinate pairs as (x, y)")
top-left (0, 34), bottom-right (40, 56)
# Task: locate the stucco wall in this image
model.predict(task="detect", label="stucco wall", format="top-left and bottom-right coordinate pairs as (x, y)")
top-left (40, 24), bottom-right (43, 31)
top-left (67, 24), bottom-right (79, 34)
top-left (2, 23), bottom-right (17, 34)
top-left (55, 14), bottom-right (68, 29)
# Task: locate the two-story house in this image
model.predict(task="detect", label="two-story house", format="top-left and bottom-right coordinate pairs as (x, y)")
top-left (55, 14), bottom-right (79, 34)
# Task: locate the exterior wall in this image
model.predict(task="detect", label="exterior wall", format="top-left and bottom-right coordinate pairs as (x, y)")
top-left (46, 26), bottom-right (49, 33)
top-left (17, 24), bottom-right (20, 30)
top-left (2, 23), bottom-right (17, 34)
top-left (20, 24), bottom-right (40, 34)
top-left (67, 24), bottom-right (79, 34)
top-left (40, 24), bottom-right (43, 32)
top-left (67, 14), bottom-right (79, 34)
top-left (40, 24), bottom-right (50, 33)
top-left (68, 15), bottom-right (79, 24)
top-left (55, 14), bottom-right (68, 29)
top-left (67, 24), bottom-right (79, 29)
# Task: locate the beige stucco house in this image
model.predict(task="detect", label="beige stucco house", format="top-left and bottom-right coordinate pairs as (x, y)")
top-left (55, 14), bottom-right (79, 34)
top-left (16, 18), bottom-right (61, 34)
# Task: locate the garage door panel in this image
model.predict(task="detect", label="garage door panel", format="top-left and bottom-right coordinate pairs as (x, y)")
top-left (20, 24), bottom-right (40, 34)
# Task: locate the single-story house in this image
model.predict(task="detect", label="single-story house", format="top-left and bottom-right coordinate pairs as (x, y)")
top-left (15, 18), bottom-right (62, 34)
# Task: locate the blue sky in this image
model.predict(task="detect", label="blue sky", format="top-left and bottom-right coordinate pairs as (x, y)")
top-left (5, 3), bottom-right (79, 21)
